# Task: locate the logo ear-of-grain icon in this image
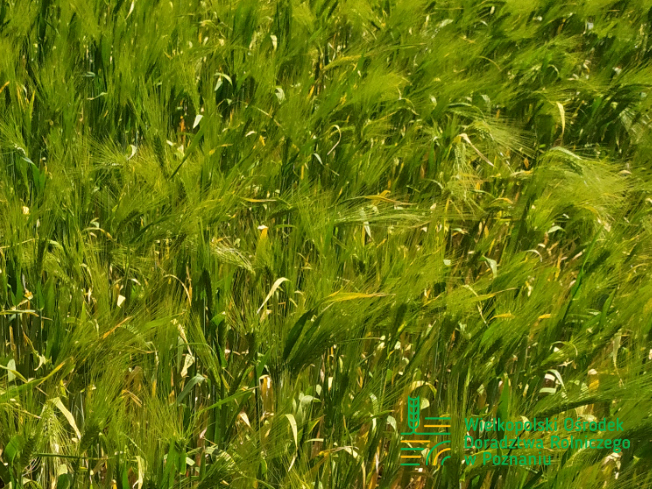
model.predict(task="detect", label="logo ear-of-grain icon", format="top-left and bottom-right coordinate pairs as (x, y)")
top-left (407, 396), bottom-right (420, 432)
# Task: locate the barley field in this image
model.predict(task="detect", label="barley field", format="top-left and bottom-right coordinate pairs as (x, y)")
top-left (1, 1), bottom-right (652, 488)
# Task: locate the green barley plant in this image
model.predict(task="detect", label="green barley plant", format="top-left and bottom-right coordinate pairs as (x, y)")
top-left (1, 0), bottom-right (652, 488)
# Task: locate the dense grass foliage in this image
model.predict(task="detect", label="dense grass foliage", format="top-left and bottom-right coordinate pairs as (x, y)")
top-left (1, 0), bottom-right (652, 488)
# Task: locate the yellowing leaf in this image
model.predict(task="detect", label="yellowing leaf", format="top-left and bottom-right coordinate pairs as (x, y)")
top-left (54, 397), bottom-right (82, 440)
top-left (257, 277), bottom-right (289, 314)
top-left (556, 101), bottom-right (565, 136)
top-left (326, 292), bottom-right (387, 302)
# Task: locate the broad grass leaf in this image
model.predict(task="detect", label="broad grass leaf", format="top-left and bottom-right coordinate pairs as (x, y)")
top-left (283, 309), bottom-right (315, 361)
top-left (284, 413), bottom-right (298, 449)
top-left (175, 375), bottom-right (205, 406)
